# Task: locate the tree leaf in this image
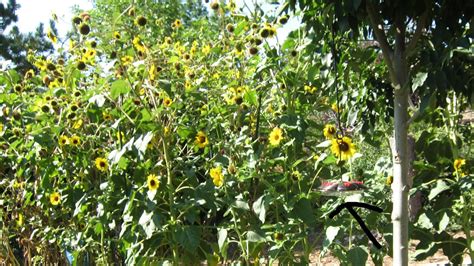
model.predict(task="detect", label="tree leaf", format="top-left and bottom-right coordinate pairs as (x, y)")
top-left (110, 79), bottom-right (130, 99)
top-left (417, 213), bottom-right (433, 229)
top-left (412, 72), bottom-right (428, 91)
top-left (428, 180), bottom-right (450, 200)
top-left (438, 212), bottom-right (449, 233)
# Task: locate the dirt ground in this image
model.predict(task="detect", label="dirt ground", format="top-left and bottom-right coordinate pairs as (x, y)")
top-left (309, 231), bottom-right (472, 265)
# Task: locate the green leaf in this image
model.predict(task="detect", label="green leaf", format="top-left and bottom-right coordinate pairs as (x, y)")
top-left (316, 140), bottom-right (332, 148)
top-left (438, 212), bottom-right (449, 233)
top-left (290, 197), bottom-right (315, 226)
top-left (177, 126), bottom-right (192, 139)
top-left (324, 226), bottom-right (340, 248)
top-left (412, 72), bottom-right (428, 91)
top-left (246, 231), bottom-right (266, 242)
top-left (139, 211), bottom-right (156, 239)
top-left (252, 195), bottom-right (268, 223)
top-left (158, 79), bottom-right (172, 96)
top-left (244, 90), bottom-right (258, 106)
top-left (176, 226), bottom-right (201, 253)
top-left (417, 213), bottom-right (433, 229)
top-left (133, 132), bottom-right (154, 160)
top-left (234, 20), bottom-right (248, 36)
top-left (234, 200), bottom-right (250, 210)
top-left (218, 228), bottom-right (227, 252)
top-left (440, 236), bottom-right (465, 265)
top-left (428, 180), bottom-right (450, 200)
top-left (347, 247), bottom-right (368, 265)
top-left (110, 80), bottom-right (130, 99)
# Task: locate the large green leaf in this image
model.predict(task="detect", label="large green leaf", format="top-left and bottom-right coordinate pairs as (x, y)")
top-left (175, 226), bottom-right (201, 253)
top-left (323, 226), bottom-right (340, 248)
top-left (428, 180), bottom-right (450, 200)
top-left (290, 197), bottom-right (315, 226)
top-left (252, 195), bottom-right (269, 223)
top-left (110, 79), bottom-right (130, 99)
top-left (437, 212), bottom-right (450, 233)
top-left (347, 247), bottom-right (368, 265)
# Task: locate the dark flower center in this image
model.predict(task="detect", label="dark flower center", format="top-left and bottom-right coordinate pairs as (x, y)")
top-left (100, 161), bottom-right (106, 167)
top-left (150, 180), bottom-right (156, 187)
top-left (198, 136), bottom-right (206, 143)
top-left (328, 127), bottom-right (335, 134)
top-left (339, 141), bottom-right (349, 152)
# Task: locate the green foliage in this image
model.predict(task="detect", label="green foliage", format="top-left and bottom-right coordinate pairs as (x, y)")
top-left (0, 0), bottom-right (472, 265)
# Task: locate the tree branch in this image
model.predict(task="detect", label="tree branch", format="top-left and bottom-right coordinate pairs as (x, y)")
top-left (366, 1), bottom-right (396, 82)
top-left (405, 10), bottom-right (429, 57)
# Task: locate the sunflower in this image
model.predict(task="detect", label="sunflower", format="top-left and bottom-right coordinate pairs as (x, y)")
top-left (121, 56), bottom-right (133, 66)
top-left (147, 174), bottom-right (160, 191)
top-left (113, 31), bottom-right (121, 40)
top-left (95, 157), bottom-right (108, 172)
top-left (173, 19), bottom-right (182, 28)
top-left (135, 16), bottom-right (147, 26)
top-left (202, 44), bottom-right (211, 55)
top-left (195, 131), bottom-right (209, 148)
top-left (70, 135), bottom-right (81, 146)
top-left (47, 29), bottom-right (57, 44)
top-left (59, 135), bottom-right (69, 146)
top-left (331, 136), bottom-right (356, 161)
top-left (454, 158), bottom-right (466, 172)
top-left (163, 97), bottom-right (173, 107)
top-left (323, 124), bottom-right (336, 139)
top-left (210, 166), bottom-right (224, 187)
top-left (72, 119), bottom-right (83, 129)
top-left (269, 127), bottom-right (283, 146)
top-left (50, 192), bottom-right (61, 205)
top-left (149, 64), bottom-right (156, 81)
top-left (304, 85), bottom-right (317, 93)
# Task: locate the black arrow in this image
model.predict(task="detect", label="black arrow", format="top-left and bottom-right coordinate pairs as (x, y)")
top-left (329, 202), bottom-right (383, 249)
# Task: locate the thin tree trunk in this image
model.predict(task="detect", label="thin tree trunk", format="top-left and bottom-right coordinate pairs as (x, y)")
top-left (392, 86), bottom-right (409, 266)
top-left (391, 22), bottom-right (410, 263)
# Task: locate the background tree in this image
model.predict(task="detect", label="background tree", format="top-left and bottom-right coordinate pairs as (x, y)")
top-left (0, 0), bottom-right (54, 73)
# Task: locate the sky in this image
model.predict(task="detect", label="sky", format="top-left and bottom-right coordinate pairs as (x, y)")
top-left (12, 0), bottom-right (93, 35)
top-left (6, 0), bottom-right (299, 43)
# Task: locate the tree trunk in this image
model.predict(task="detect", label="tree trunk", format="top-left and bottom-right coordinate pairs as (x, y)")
top-left (391, 35), bottom-right (410, 265)
top-left (392, 89), bottom-right (409, 265)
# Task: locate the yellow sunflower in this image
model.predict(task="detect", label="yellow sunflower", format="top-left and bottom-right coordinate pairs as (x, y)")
top-left (50, 192), bottom-right (61, 205)
top-left (173, 19), bottom-right (182, 28)
top-left (331, 136), bottom-right (356, 161)
top-left (47, 29), bottom-right (57, 44)
top-left (147, 174), bottom-right (160, 191)
top-left (195, 131), bottom-right (209, 148)
top-left (59, 135), bottom-right (69, 146)
top-left (163, 97), bottom-right (173, 107)
top-left (323, 124), bottom-right (336, 139)
top-left (70, 135), bottom-right (81, 146)
top-left (95, 157), bottom-right (108, 172)
top-left (454, 158), bottom-right (466, 172)
top-left (269, 127), bottom-right (283, 146)
top-left (210, 166), bottom-right (224, 187)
